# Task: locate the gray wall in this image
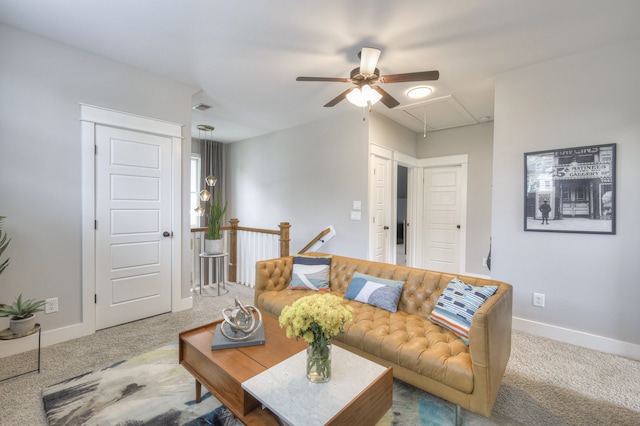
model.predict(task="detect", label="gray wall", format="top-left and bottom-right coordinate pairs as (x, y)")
top-left (226, 110), bottom-right (370, 258)
top-left (369, 112), bottom-right (418, 157)
top-left (417, 123), bottom-right (494, 276)
top-left (0, 24), bottom-right (195, 331)
top-left (493, 38), bottom-right (640, 348)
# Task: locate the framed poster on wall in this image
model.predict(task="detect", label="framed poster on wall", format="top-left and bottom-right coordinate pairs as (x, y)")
top-left (524, 143), bottom-right (616, 234)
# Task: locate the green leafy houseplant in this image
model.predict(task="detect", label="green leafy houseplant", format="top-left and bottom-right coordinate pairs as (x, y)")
top-left (0, 294), bottom-right (45, 320)
top-left (206, 196), bottom-right (228, 240)
top-left (0, 216), bottom-right (45, 334)
top-left (0, 215), bottom-right (10, 276)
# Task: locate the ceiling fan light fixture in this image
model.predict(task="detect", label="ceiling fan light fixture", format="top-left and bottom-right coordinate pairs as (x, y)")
top-left (407, 86), bottom-right (433, 99)
top-left (346, 85), bottom-right (382, 107)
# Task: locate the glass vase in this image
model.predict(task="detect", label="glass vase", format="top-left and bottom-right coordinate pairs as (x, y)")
top-left (306, 341), bottom-right (331, 383)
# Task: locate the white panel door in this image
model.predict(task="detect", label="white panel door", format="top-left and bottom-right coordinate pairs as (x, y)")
top-left (95, 125), bottom-right (172, 329)
top-left (372, 154), bottom-right (391, 263)
top-left (422, 167), bottom-right (461, 273)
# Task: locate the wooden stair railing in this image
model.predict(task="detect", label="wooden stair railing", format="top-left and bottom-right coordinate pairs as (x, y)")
top-left (298, 227), bottom-right (332, 254)
top-left (191, 219), bottom-right (290, 283)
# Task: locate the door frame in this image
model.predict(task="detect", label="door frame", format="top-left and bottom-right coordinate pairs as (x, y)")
top-left (416, 154), bottom-right (468, 273)
top-left (368, 144), bottom-right (418, 265)
top-left (368, 145), bottom-right (393, 262)
top-left (393, 152), bottom-right (418, 267)
top-left (80, 104), bottom-right (183, 335)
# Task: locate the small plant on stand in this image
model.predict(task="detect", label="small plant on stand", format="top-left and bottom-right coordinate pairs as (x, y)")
top-left (0, 295), bottom-right (45, 334)
top-left (0, 216), bottom-right (45, 335)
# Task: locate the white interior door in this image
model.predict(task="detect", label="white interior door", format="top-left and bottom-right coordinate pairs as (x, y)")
top-left (95, 125), bottom-right (172, 329)
top-left (371, 154), bottom-right (392, 263)
top-left (422, 166), bottom-right (462, 273)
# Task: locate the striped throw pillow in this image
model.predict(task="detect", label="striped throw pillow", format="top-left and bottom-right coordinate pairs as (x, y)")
top-left (429, 277), bottom-right (498, 344)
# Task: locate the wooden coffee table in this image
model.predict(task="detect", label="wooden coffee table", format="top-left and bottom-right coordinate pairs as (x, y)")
top-left (179, 314), bottom-right (303, 425)
top-left (179, 313), bottom-right (393, 425)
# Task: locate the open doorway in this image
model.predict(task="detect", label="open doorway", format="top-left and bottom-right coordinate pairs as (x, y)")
top-left (396, 165), bottom-right (408, 266)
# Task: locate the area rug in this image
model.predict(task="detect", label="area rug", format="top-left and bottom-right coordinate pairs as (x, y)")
top-left (42, 344), bottom-right (512, 425)
top-left (42, 343), bottom-right (235, 425)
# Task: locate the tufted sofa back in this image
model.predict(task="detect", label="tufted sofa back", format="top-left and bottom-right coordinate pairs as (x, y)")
top-left (327, 254), bottom-right (504, 317)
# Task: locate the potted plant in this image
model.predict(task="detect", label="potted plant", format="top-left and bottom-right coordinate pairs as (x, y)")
top-left (0, 216), bottom-right (45, 335)
top-left (204, 196), bottom-right (227, 254)
top-left (0, 215), bottom-right (10, 312)
top-left (0, 216), bottom-right (9, 277)
top-left (0, 295), bottom-right (45, 335)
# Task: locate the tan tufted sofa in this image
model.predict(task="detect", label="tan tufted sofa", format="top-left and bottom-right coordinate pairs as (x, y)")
top-left (254, 253), bottom-right (513, 417)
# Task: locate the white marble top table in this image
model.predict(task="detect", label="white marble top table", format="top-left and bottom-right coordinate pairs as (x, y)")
top-left (241, 344), bottom-right (391, 426)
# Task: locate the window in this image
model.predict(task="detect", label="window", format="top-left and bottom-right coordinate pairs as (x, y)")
top-left (190, 155), bottom-right (201, 227)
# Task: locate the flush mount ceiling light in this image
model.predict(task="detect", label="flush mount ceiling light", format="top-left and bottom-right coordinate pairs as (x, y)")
top-left (407, 86), bottom-right (433, 99)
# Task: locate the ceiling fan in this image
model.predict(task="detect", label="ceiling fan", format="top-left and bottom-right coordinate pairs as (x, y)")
top-left (296, 47), bottom-right (439, 109)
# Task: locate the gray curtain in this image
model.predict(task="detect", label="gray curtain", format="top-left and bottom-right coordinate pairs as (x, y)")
top-left (199, 139), bottom-right (226, 285)
top-left (200, 139), bottom-right (226, 229)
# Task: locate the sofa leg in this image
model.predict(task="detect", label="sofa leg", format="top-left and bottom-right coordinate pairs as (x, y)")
top-left (455, 405), bottom-right (461, 426)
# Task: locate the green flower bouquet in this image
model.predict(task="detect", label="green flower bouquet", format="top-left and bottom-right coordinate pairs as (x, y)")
top-left (279, 293), bottom-right (353, 382)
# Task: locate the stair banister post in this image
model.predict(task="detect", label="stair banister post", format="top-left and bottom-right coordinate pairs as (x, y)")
top-left (279, 222), bottom-right (291, 257)
top-left (229, 218), bottom-right (239, 282)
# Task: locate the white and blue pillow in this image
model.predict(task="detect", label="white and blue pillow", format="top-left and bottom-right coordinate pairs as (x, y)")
top-left (429, 277), bottom-right (498, 344)
top-left (344, 272), bottom-right (405, 312)
top-left (287, 255), bottom-right (332, 291)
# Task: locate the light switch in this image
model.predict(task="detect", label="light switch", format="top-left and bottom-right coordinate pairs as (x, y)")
top-left (353, 201), bottom-right (361, 210)
top-left (350, 211), bottom-right (361, 221)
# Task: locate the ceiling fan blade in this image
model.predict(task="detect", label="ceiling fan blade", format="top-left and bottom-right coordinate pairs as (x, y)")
top-left (372, 86), bottom-right (400, 108)
top-left (296, 76), bottom-right (351, 82)
top-left (324, 88), bottom-right (355, 107)
top-left (380, 70), bottom-right (439, 83)
top-left (360, 47), bottom-right (381, 76)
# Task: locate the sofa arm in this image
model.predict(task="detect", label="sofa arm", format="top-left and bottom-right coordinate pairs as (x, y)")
top-left (467, 282), bottom-right (513, 416)
top-left (254, 256), bottom-right (293, 306)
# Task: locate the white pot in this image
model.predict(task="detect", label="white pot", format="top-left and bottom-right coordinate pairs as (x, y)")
top-left (10, 314), bottom-right (36, 335)
top-left (204, 238), bottom-right (224, 254)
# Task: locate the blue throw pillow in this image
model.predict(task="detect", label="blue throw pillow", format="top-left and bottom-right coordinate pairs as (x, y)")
top-left (344, 272), bottom-right (405, 312)
top-left (429, 277), bottom-right (498, 344)
top-left (287, 255), bottom-right (332, 291)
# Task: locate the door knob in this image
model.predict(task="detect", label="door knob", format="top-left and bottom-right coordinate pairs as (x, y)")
top-left (163, 231), bottom-right (172, 237)
top-left (456, 225), bottom-right (461, 229)
top-left (383, 226), bottom-right (389, 230)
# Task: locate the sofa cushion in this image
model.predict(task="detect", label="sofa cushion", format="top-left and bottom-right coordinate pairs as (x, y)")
top-left (287, 254), bottom-right (331, 291)
top-left (336, 300), bottom-right (473, 394)
top-left (429, 277), bottom-right (498, 344)
top-left (344, 272), bottom-right (405, 312)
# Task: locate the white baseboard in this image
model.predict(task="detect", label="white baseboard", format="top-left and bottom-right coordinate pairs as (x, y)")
top-left (174, 296), bottom-right (193, 312)
top-left (513, 317), bottom-right (640, 361)
top-left (1, 297), bottom-right (195, 358)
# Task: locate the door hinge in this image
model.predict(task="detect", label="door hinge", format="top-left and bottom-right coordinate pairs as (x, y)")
top-left (94, 220), bottom-right (97, 230)
top-left (95, 145), bottom-right (97, 155)
top-left (94, 294), bottom-right (97, 304)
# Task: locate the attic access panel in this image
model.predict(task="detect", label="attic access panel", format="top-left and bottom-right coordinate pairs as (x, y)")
top-left (400, 95), bottom-right (478, 132)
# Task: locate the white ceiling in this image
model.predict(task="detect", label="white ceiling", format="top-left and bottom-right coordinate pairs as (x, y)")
top-left (2, 0), bottom-right (640, 143)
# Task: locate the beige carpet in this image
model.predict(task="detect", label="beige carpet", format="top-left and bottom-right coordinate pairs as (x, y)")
top-left (1, 282), bottom-right (639, 425)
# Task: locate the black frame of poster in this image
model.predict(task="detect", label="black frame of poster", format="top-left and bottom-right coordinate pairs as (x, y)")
top-left (524, 143), bottom-right (616, 234)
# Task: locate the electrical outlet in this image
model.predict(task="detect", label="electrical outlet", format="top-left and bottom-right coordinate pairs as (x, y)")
top-left (45, 297), bottom-right (58, 314)
top-left (533, 293), bottom-right (545, 308)
top-left (482, 257), bottom-right (487, 267)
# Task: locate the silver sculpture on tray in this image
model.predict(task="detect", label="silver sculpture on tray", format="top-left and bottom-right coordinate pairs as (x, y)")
top-left (220, 296), bottom-right (263, 341)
